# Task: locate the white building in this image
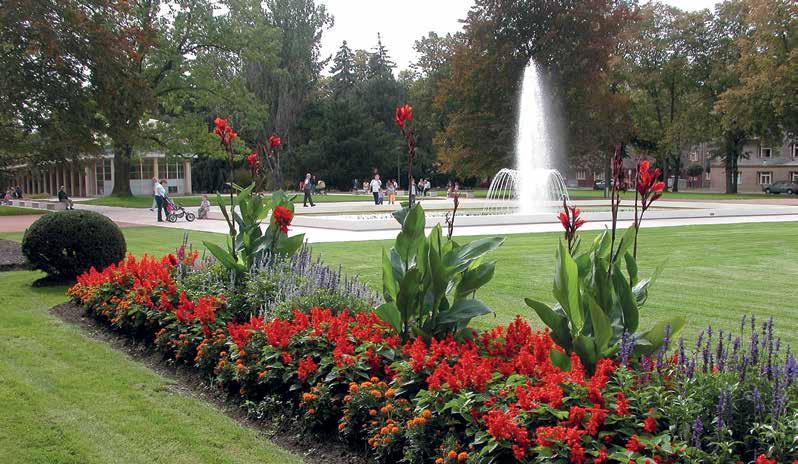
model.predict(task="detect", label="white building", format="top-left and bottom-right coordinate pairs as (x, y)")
top-left (7, 151), bottom-right (193, 197)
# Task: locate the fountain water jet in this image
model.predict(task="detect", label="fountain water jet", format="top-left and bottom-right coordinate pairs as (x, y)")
top-left (484, 59), bottom-right (568, 214)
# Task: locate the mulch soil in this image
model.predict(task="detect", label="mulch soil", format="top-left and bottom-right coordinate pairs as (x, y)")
top-left (0, 239), bottom-right (30, 272)
top-left (49, 301), bottom-right (366, 464)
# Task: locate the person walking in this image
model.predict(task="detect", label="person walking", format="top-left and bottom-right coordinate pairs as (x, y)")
top-left (57, 185), bottom-right (75, 209)
top-left (150, 177), bottom-right (158, 211)
top-left (15, 185), bottom-right (22, 199)
top-left (303, 173), bottom-right (315, 207)
top-left (387, 179), bottom-right (397, 205)
top-left (154, 178), bottom-right (167, 222)
top-left (369, 174), bottom-right (382, 205)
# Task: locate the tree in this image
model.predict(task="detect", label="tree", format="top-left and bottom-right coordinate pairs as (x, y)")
top-left (433, 0), bottom-right (636, 178)
top-left (242, 0), bottom-right (332, 188)
top-left (329, 40), bottom-right (356, 99)
top-left (715, 0), bottom-right (798, 143)
top-left (367, 33), bottom-right (395, 79)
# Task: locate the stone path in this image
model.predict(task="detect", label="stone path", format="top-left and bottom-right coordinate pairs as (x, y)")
top-left (4, 197), bottom-right (798, 243)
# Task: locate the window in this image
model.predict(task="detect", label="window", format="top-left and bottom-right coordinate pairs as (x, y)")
top-left (792, 143), bottom-right (798, 158)
top-left (156, 161), bottom-right (184, 179)
top-left (760, 147), bottom-right (772, 158)
top-left (757, 171), bottom-right (773, 185)
top-left (705, 171), bottom-right (711, 181)
top-left (689, 152), bottom-right (698, 162)
top-left (158, 159), bottom-right (167, 179)
top-left (141, 159), bottom-right (153, 180)
top-left (168, 185), bottom-right (178, 193)
top-left (791, 172), bottom-right (798, 182)
top-left (594, 172), bottom-right (605, 181)
top-left (128, 160), bottom-right (142, 180)
top-left (576, 169), bottom-right (586, 181)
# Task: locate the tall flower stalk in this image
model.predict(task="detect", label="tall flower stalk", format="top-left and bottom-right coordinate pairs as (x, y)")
top-left (394, 104), bottom-right (416, 206)
top-left (632, 159), bottom-right (665, 258)
top-left (557, 197), bottom-right (585, 255)
top-left (213, 116), bottom-right (239, 257)
top-left (254, 134), bottom-right (283, 190)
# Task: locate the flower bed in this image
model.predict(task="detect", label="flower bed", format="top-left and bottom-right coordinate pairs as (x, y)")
top-left (68, 251), bottom-right (797, 463)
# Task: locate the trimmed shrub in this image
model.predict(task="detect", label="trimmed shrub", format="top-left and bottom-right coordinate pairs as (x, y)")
top-left (22, 210), bottom-right (126, 278)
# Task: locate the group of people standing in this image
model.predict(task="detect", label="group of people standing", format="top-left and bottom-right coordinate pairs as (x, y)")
top-left (368, 174), bottom-right (399, 205)
top-left (2, 185), bottom-right (23, 204)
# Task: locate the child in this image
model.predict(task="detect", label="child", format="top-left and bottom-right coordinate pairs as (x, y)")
top-left (198, 194), bottom-right (211, 219)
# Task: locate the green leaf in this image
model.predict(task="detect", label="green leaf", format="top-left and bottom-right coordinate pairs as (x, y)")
top-left (585, 293), bottom-right (612, 351)
top-left (375, 302), bottom-right (401, 333)
top-left (397, 268), bottom-right (421, 324)
top-left (275, 233), bottom-right (304, 256)
top-left (394, 205), bottom-right (425, 263)
top-left (444, 236), bottom-right (504, 271)
top-left (633, 317), bottom-right (685, 357)
top-left (613, 225), bottom-right (636, 262)
top-left (624, 251), bottom-right (639, 285)
top-left (438, 299), bottom-right (493, 325)
top-left (456, 261), bottom-right (496, 298)
top-left (382, 248), bottom-right (398, 301)
top-left (553, 240), bottom-right (582, 333)
top-left (612, 262), bottom-right (639, 333)
top-left (549, 349), bottom-right (572, 371)
top-left (574, 335), bottom-right (598, 370)
top-left (524, 298), bottom-right (571, 350)
top-left (204, 241), bottom-right (245, 274)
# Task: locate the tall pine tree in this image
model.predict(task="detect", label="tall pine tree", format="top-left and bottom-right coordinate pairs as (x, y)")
top-left (368, 33), bottom-right (395, 79)
top-left (330, 40), bottom-right (356, 99)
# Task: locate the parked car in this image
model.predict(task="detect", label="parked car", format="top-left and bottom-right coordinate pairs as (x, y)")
top-left (763, 181), bottom-right (798, 195)
top-left (593, 180), bottom-right (607, 190)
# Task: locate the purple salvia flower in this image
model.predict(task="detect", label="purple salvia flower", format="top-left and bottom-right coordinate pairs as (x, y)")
top-left (619, 330), bottom-right (634, 366)
top-left (691, 417), bottom-right (703, 448)
top-left (752, 386), bottom-right (763, 416)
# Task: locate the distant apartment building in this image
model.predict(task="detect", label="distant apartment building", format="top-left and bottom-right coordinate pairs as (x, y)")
top-left (709, 140), bottom-right (798, 192)
top-left (6, 151), bottom-right (193, 197)
top-left (567, 139), bottom-right (797, 192)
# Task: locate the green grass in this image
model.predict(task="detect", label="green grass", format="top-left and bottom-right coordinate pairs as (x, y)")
top-left (0, 228), bottom-right (300, 464)
top-left (311, 221), bottom-right (798, 347)
top-left (82, 192), bottom-right (378, 208)
top-left (0, 205), bottom-right (45, 216)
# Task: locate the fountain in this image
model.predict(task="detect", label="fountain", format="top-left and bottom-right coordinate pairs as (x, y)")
top-left (484, 59), bottom-right (569, 215)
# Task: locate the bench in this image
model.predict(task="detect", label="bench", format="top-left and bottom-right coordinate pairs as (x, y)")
top-left (6, 199), bottom-right (68, 211)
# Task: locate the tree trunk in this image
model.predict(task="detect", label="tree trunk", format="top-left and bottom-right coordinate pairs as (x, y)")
top-left (111, 143), bottom-right (133, 197)
top-left (671, 156), bottom-right (681, 192)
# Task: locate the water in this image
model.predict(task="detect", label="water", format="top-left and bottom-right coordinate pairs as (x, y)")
top-left (484, 60), bottom-right (568, 215)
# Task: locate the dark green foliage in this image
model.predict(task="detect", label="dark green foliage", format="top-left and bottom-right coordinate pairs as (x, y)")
top-left (376, 204), bottom-right (504, 340)
top-left (22, 210), bottom-right (126, 278)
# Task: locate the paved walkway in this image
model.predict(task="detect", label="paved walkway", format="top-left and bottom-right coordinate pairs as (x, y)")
top-left (5, 197), bottom-right (798, 242)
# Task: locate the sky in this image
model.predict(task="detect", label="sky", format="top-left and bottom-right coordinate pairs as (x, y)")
top-left (318, 0), bottom-right (720, 72)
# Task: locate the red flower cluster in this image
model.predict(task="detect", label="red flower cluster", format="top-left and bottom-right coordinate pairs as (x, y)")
top-left (175, 292), bottom-right (223, 335)
top-left (394, 104), bottom-right (413, 129)
top-left (636, 160), bottom-right (665, 210)
top-left (247, 152), bottom-right (259, 169)
top-left (268, 134), bottom-right (281, 149)
top-left (558, 201), bottom-right (585, 249)
top-left (297, 356), bottom-right (318, 381)
top-left (483, 407), bottom-right (531, 460)
top-left (227, 316), bottom-right (265, 350)
top-left (272, 205), bottom-right (293, 234)
top-left (213, 117), bottom-right (237, 147)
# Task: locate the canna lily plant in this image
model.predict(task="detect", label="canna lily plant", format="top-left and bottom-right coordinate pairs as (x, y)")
top-left (526, 148), bottom-right (683, 373)
top-left (376, 203), bottom-right (504, 342)
top-left (203, 186), bottom-right (304, 279)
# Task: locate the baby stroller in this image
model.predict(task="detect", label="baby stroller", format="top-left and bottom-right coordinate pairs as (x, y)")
top-left (164, 196), bottom-right (195, 222)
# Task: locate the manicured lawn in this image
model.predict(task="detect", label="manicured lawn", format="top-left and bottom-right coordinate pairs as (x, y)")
top-left (0, 228), bottom-right (300, 464)
top-left (82, 192), bottom-right (377, 208)
top-left (312, 221), bottom-right (798, 346)
top-left (0, 205), bottom-right (45, 216)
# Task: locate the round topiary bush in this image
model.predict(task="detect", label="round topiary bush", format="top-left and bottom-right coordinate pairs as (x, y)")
top-left (22, 210), bottom-right (127, 279)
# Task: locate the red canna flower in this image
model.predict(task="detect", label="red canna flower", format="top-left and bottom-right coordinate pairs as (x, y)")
top-left (247, 153), bottom-right (259, 169)
top-left (636, 159), bottom-right (665, 211)
top-left (755, 455), bottom-right (776, 464)
top-left (272, 205), bottom-right (293, 234)
top-left (559, 200), bottom-right (585, 253)
top-left (212, 116), bottom-right (237, 148)
top-left (394, 104), bottom-right (413, 129)
top-left (268, 134), bottom-right (281, 149)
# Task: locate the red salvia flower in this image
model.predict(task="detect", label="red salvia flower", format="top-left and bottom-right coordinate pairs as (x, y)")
top-left (297, 356), bottom-right (318, 381)
top-left (272, 206), bottom-right (293, 234)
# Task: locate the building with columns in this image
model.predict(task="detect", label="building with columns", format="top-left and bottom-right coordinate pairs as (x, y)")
top-left (7, 151), bottom-right (193, 197)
